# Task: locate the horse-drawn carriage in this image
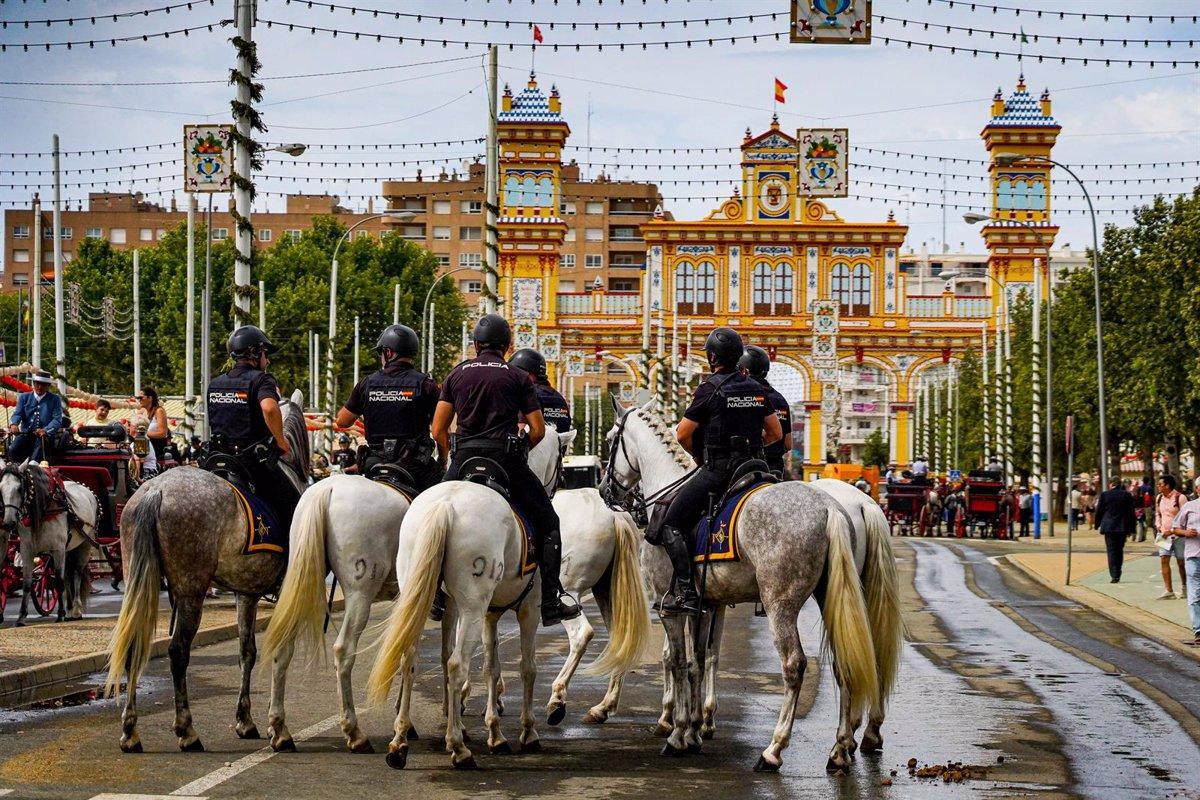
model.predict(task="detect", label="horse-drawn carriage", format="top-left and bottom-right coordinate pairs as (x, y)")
top-left (0, 423), bottom-right (166, 619)
top-left (952, 470), bottom-right (1013, 539)
top-left (884, 480), bottom-right (936, 536)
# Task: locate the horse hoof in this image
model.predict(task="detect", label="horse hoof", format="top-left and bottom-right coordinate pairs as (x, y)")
top-left (825, 757), bottom-right (849, 774)
top-left (660, 742), bottom-right (684, 758)
top-left (120, 740), bottom-right (143, 754)
top-left (272, 739), bottom-right (297, 753)
top-left (700, 727), bottom-right (715, 741)
top-left (385, 749), bottom-right (408, 770)
top-left (237, 725), bottom-right (260, 740)
top-left (686, 743), bottom-right (703, 755)
top-left (180, 738), bottom-right (205, 753)
top-left (406, 725), bottom-right (420, 741)
top-left (652, 722), bottom-right (673, 738)
top-left (580, 712), bottom-right (606, 725)
top-left (453, 755), bottom-right (479, 770)
top-left (547, 703), bottom-right (566, 727)
top-left (350, 739), bottom-right (375, 754)
top-left (860, 735), bottom-right (883, 754)
top-left (489, 741), bottom-right (513, 755)
top-left (520, 739), bottom-right (542, 754)
top-left (753, 756), bottom-right (780, 773)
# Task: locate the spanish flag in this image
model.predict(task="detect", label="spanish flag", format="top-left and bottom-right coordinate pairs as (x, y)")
top-left (533, 25), bottom-right (544, 44)
top-left (774, 78), bottom-right (787, 104)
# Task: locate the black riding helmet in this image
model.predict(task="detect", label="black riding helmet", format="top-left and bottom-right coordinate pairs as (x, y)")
top-left (227, 325), bottom-right (277, 358)
top-left (703, 326), bottom-right (744, 369)
top-left (472, 313), bottom-right (512, 350)
top-left (738, 344), bottom-right (771, 379)
top-left (508, 348), bottom-right (547, 380)
top-left (375, 324), bottom-right (419, 358)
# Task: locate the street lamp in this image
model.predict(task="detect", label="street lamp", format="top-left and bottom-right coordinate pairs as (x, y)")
top-left (324, 209), bottom-right (417, 452)
top-left (420, 266), bottom-right (475, 373)
top-left (271, 143), bottom-right (308, 158)
top-left (995, 152), bottom-right (1108, 489)
top-left (963, 212), bottom-right (1056, 537)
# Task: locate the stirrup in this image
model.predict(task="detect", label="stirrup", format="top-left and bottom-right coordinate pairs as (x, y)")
top-left (659, 588), bottom-right (701, 617)
top-left (540, 591), bottom-right (581, 625)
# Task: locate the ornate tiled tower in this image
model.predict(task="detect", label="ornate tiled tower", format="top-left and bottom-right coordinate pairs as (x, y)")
top-left (496, 73), bottom-right (570, 341)
top-left (980, 75), bottom-right (1061, 297)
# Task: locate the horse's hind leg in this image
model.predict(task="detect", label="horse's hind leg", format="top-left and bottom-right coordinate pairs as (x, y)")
top-left (334, 585), bottom-right (376, 753)
top-left (584, 585), bottom-right (620, 724)
top-left (547, 603), bottom-right (592, 726)
top-left (700, 606), bottom-right (725, 740)
top-left (446, 610), bottom-right (482, 769)
top-left (267, 636), bottom-right (297, 752)
top-left (234, 593), bottom-right (261, 739)
top-left (482, 613), bottom-right (510, 754)
top-left (170, 595), bottom-right (205, 751)
top-left (516, 597), bottom-right (540, 753)
top-left (654, 635), bottom-right (675, 737)
top-left (754, 602), bottom-right (807, 773)
top-left (660, 615), bottom-right (691, 757)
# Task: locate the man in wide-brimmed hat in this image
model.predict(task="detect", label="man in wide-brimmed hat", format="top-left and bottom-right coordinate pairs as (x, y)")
top-left (7, 370), bottom-right (64, 463)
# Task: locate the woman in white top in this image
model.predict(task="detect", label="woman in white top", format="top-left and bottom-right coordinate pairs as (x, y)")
top-left (137, 386), bottom-right (170, 463)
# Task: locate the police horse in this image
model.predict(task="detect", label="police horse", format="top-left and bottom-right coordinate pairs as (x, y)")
top-left (105, 392), bottom-right (309, 753)
top-left (603, 401), bottom-right (880, 772)
top-left (260, 472), bottom-right (413, 753)
top-left (366, 426), bottom-right (648, 770)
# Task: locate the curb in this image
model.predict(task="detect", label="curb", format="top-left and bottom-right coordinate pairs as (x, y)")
top-left (0, 599), bottom-right (345, 709)
top-left (1002, 555), bottom-right (1200, 663)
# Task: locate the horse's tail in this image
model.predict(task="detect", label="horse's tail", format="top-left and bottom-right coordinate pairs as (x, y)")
top-left (366, 498), bottom-right (450, 706)
top-left (820, 508), bottom-right (880, 724)
top-left (262, 478), bottom-right (334, 666)
top-left (588, 510), bottom-right (651, 677)
top-left (104, 487), bottom-right (163, 698)
top-left (861, 501), bottom-right (903, 707)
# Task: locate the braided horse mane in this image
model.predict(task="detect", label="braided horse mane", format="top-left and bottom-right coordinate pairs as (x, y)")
top-left (628, 404), bottom-right (695, 471)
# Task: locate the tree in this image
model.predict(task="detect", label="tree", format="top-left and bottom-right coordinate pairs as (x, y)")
top-left (861, 429), bottom-right (889, 470)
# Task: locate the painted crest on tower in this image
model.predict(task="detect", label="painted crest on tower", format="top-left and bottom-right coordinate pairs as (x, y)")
top-left (798, 129), bottom-right (849, 197)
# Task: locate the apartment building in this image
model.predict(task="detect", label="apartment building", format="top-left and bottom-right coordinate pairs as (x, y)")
top-left (1, 192), bottom-right (398, 292)
top-left (380, 160), bottom-right (664, 301)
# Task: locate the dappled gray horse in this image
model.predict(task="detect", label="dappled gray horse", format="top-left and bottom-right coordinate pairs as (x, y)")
top-left (105, 392), bottom-right (309, 753)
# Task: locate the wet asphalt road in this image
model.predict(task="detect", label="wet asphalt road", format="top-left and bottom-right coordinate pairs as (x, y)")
top-left (1, 538), bottom-right (1199, 800)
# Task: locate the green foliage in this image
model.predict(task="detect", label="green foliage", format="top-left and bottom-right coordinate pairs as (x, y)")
top-left (38, 216), bottom-right (468, 404)
top-left (861, 429), bottom-right (890, 470)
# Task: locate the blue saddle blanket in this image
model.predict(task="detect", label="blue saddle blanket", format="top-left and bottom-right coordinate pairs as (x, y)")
top-left (229, 484), bottom-right (286, 555)
top-left (693, 482), bottom-right (773, 564)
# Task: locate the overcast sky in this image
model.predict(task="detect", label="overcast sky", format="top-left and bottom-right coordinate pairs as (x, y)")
top-left (2, 0), bottom-right (1197, 262)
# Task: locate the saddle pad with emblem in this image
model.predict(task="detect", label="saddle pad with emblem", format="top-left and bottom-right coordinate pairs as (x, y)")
top-left (511, 506), bottom-right (538, 577)
top-left (230, 484), bottom-right (286, 555)
top-left (693, 482), bottom-right (773, 564)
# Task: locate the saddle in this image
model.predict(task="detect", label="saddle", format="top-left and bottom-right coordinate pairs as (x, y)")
top-left (365, 461), bottom-right (417, 499)
top-left (643, 459), bottom-right (778, 547)
top-left (457, 456), bottom-right (511, 501)
top-left (200, 451), bottom-right (255, 493)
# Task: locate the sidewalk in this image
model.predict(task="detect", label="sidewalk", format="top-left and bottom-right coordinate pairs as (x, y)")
top-left (1004, 529), bottom-right (1198, 659)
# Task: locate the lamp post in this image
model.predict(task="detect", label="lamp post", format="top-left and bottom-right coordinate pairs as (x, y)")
top-left (420, 266), bottom-right (474, 374)
top-left (994, 153), bottom-right (1108, 489)
top-left (966, 211), bottom-right (1057, 537)
top-left (325, 210), bottom-right (415, 453)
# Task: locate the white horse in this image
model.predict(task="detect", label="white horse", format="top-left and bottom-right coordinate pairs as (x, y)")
top-left (260, 474), bottom-right (412, 753)
top-left (604, 402), bottom-right (879, 772)
top-left (1, 461), bottom-right (99, 624)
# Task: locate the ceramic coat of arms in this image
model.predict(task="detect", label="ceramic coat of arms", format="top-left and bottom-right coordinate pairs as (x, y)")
top-left (798, 129), bottom-right (849, 198)
top-left (184, 125), bottom-right (233, 193)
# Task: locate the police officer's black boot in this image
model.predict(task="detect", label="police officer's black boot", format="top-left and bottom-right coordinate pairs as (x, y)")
top-left (659, 526), bottom-right (701, 616)
top-left (538, 530), bottom-right (581, 626)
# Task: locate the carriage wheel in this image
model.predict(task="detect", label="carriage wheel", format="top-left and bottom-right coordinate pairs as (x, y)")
top-left (955, 508), bottom-right (966, 538)
top-left (30, 556), bottom-right (59, 617)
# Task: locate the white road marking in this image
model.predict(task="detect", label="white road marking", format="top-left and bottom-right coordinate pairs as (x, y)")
top-left (0, 790), bottom-right (13, 797)
top-left (93, 795), bottom-right (206, 800)
top-left (167, 622), bottom-right (531, 797)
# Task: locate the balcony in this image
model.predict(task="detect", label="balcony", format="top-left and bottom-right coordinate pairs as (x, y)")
top-left (556, 291), bottom-right (642, 316)
top-left (906, 292), bottom-right (992, 319)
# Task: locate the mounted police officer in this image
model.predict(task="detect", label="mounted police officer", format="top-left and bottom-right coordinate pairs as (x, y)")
top-left (738, 344), bottom-right (792, 477)
top-left (334, 324), bottom-right (440, 491)
top-left (432, 314), bottom-right (580, 626)
top-left (656, 327), bottom-right (782, 616)
top-left (509, 348), bottom-right (572, 435)
top-left (204, 325), bottom-right (300, 531)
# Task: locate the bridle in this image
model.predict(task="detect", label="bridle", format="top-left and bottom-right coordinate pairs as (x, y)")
top-left (0, 465), bottom-right (33, 530)
top-left (599, 410), bottom-right (695, 527)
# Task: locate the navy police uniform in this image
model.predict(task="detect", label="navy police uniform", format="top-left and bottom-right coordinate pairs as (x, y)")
top-left (206, 363), bottom-right (300, 532)
top-left (533, 382), bottom-right (572, 434)
top-left (758, 379), bottom-right (791, 475)
top-left (345, 360), bottom-right (440, 490)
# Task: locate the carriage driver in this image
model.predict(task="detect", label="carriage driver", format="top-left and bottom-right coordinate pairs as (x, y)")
top-left (738, 344), bottom-right (792, 477)
top-left (205, 325), bottom-right (300, 531)
top-left (656, 327), bottom-right (782, 616)
top-left (334, 324), bottom-right (441, 491)
top-left (432, 314), bottom-right (581, 626)
top-left (508, 349), bottom-right (573, 435)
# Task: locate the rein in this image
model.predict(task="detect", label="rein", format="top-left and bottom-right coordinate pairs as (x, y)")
top-left (600, 410), bottom-right (696, 520)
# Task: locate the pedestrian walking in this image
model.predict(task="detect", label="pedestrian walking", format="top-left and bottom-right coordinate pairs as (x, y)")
top-left (1095, 477), bottom-right (1136, 583)
top-left (1070, 481), bottom-right (1084, 529)
top-left (1168, 475), bottom-right (1200, 647)
top-left (1156, 475), bottom-right (1189, 599)
top-left (1135, 475), bottom-right (1153, 542)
